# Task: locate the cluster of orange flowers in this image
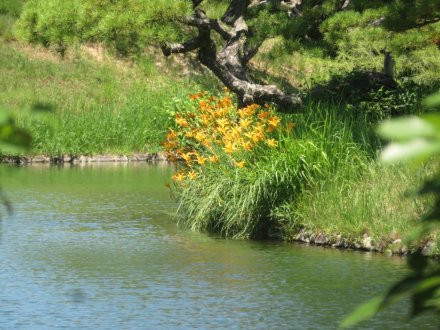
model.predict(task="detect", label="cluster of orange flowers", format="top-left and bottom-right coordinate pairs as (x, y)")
top-left (163, 90), bottom-right (293, 182)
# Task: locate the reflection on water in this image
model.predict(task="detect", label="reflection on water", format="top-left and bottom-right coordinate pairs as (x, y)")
top-left (0, 163), bottom-right (437, 329)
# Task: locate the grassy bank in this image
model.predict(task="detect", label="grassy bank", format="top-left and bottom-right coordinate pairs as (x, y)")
top-left (167, 93), bottom-right (436, 253)
top-left (0, 41), bottom-right (215, 156)
top-left (280, 161), bottom-right (436, 252)
top-left (0, 0), bottom-right (213, 156)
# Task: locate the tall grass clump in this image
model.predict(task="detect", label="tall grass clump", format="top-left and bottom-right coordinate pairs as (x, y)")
top-left (164, 91), bottom-right (373, 239)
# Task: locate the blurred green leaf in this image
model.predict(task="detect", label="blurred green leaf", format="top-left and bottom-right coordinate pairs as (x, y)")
top-left (0, 108), bottom-right (13, 125)
top-left (381, 140), bottom-right (440, 163)
top-left (340, 296), bottom-right (384, 328)
top-left (419, 177), bottom-right (440, 195)
top-left (404, 223), bottom-right (437, 244)
top-left (0, 110), bottom-right (32, 154)
top-left (424, 94), bottom-right (440, 109)
top-left (420, 114), bottom-right (440, 138)
top-left (0, 141), bottom-right (27, 154)
top-left (347, 93), bottom-right (440, 328)
top-left (415, 276), bottom-right (440, 293)
top-left (377, 117), bottom-right (437, 142)
top-left (408, 253), bottom-right (428, 272)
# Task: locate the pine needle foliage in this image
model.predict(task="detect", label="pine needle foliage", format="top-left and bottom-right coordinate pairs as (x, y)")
top-left (15, 0), bottom-right (191, 55)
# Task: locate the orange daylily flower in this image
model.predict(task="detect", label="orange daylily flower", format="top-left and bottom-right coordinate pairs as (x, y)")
top-left (216, 118), bottom-right (229, 128)
top-left (175, 117), bottom-right (189, 128)
top-left (201, 140), bottom-right (212, 148)
top-left (240, 118), bottom-right (252, 128)
top-left (223, 143), bottom-right (236, 154)
top-left (167, 129), bottom-right (178, 140)
top-left (188, 171), bottom-right (197, 180)
top-left (199, 100), bottom-right (209, 110)
top-left (219, 96), bottom-right (232, 108)
top-left (255, 123), bottom-right (265, 134)
top-left (266, 138), bottom-right (278, 147)
top-left (268, 116), bottom-right (281, 128)
top-left (181, 152), bottom-right (192, 163)
top-left (196, 155), bottom-right (208, 165)
top-left (163, 141), bottom-right (177, 149)
top-left (209, 155), bottom-right (219, 163)
top-left (249, 131), bottom-right (264, 142)
top-left (217, 126), bottom-right (227, 135)
top-left (172, 172), bottom-right (185, 182)
top-left (185, 130), bottom-right (196, 138)
top-left (200, 114), bottom-right (210, 125)
top-left (235, 160), bottom-right (245, 168)
top-left (237, 108), bottom-right (248, 118)
top-left (242, 141), bottom-right (253, 151)
top-left (258, 111), bottom-right (271, 120)
top-left (195, 132), bottom-right (207, 142)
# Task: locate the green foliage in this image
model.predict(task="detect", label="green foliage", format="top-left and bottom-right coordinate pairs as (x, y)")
top-left (342, 95), bottom-right (440, 328)
top-left (0, 43), bottom-right (202, 156)
top-left (16, 0), bottom-right (191, 55)
top-left (0, 0), bottom-right (25, 17)
top-left (267, 0), bottom-right (440, 91)
top-left (10, 0), bottom-right (440, 98)
top-left (385, 0), bottom-right (440, 31)
top-left (309, 71), bottom-right (425, 121)
top-left (172, 99), bottom-right (375, 239)
top-left (287, 161), bottom-right (435, 250)
top-left (274, 0), bottom-right (342, 42)
top-left (175, 137), bottom-right (324, 239)
top-left (0, 0), bottom-right (25, 40)
top-left (0, 107), bottom-right (31, 155)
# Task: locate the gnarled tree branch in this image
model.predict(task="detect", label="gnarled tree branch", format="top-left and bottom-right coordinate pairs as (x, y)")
top-left (162, 1), bottom-right (302, 111)
top-left (190, 0), bottom-right (204, 9)
top-left (161, 37), bottom-right (201, 56)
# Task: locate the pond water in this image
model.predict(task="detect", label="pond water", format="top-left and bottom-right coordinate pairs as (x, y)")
top-left (0, 163), bottom-right (437, 329)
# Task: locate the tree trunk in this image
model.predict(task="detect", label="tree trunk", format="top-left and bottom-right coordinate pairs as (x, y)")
top-left (161, 1), bottom-right (302, 112)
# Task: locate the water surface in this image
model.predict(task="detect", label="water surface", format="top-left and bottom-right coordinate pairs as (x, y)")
top-left (0, 163), bottom-right (437, 329)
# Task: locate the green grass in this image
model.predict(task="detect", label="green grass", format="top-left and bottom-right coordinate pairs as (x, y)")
top-left (173, 100), bottom-right (435, 250)
top-left (175, 101), bottom-right (374, 238)
top-left (0, 42), bottom-right (207, 156)
top-left (280, 161), bottom-right (436, 251)
top-left (0, 0), bottom-right (25, 17)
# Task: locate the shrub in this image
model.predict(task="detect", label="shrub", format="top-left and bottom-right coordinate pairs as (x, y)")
top-left (0, 0), bottom-right (25, 17)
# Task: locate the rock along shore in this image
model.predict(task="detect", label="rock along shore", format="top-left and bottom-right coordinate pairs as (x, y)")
top-left (0, 152), bottom-right (169, 164)
top-left (290, 228), bottom-right (437, 256)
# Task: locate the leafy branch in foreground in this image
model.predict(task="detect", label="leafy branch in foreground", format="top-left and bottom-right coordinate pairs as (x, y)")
top-left (341, 94), bottom-right (440, 328)
top-left (0, 106), bottom-right (32, 214)
top-left (0, 107), bottom-right (31, 155)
